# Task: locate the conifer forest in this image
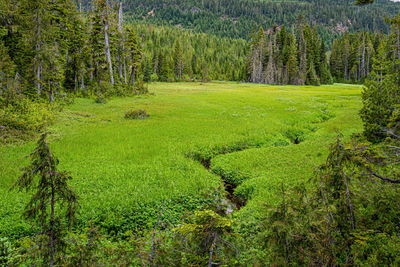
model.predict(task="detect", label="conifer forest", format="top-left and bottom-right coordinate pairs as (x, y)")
top-left (1, 0), bottom-right (400, 266)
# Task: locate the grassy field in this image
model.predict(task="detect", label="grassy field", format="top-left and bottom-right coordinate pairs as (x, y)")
top-left (0, 82), bottom-right (363, 237)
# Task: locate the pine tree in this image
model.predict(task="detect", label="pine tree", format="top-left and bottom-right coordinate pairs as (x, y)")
top-left (360, 14), bottom-right (400, 142)
top-left (11, 132), bottom-right (78, 266)
top-left (372, 36), bottom-right (389, 82)
top-left (117, 1), bottom-right (127, 85)
top-left (63, 1), bottom-right (88, 93)
top-left (319, 38), bottom-right (332, 84)
top-left (287, 32), bottom-right (299, 85)
top-left (88, 0), bottom-right (108, 89)
top-left (298, 26), bottom-right (308, 85)
top-left (0, 41), bottom-right (15, 95)
top-left (173, 40), bottom-right (183, 80)
top-left (126, 25), bottom-right (142, 91)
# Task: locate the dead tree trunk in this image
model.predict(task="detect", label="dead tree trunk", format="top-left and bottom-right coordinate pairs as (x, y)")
top-left (208, 231), bottom-right (218, 267)
top-left (104, 1), bottom-right (114, 86)
top-left (35, 12), bottom-right (42, 95)
top-left (118, 2), bottom-right (127, 84)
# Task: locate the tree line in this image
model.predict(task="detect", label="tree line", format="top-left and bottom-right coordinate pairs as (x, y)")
top-left (0, 0), bottom-right (143, 104)
top-left (132, 23), bottom-right (247, 82)
top-left (330, 32), bottom-right (379, 83)
top-left (113, 0), bottom-right (399, 44)
top-left (247, 23), bottom-right (332, 86)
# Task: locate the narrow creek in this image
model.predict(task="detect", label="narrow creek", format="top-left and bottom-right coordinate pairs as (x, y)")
top-left (199, 158), bottom-right (246, 215)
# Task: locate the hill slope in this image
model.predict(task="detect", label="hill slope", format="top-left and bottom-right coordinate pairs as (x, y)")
top-left (115, 0), bottom-right (400, 42)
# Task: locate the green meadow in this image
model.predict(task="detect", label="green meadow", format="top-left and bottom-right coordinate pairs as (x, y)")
top-left (0, 82), bottom-right (363, 237)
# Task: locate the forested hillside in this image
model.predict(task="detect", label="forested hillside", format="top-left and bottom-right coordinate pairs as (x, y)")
top-left (133, 24), bottom-right (248, 82)
top-left (247, 24), bottom-right (331, 86)
top-left (97, 0), bottom-right (400, 43)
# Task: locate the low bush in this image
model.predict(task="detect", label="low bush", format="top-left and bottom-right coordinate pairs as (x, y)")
top-left (0, 237), bottom-right (13, 266)
top-left (0, 96), bottom-right (54, 143)
top-left (94, 95), bottom-right (107, 104)
top-left (134, 80), bottom-right (149, 95)
top-left (124, 109), bottom-right (149, 120)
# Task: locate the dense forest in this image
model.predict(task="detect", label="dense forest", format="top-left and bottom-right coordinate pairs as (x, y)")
top-left (1, 0), bottom-right (400, 265)
top-left (133, 24), bottom-right (248, 82)
top-left (115, 0), bottom-right (399, 44)
top-left (247, 24), bottom-right (331, 85)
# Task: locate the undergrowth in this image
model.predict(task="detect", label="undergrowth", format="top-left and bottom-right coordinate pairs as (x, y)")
top-left (0, 96), bottom-right (54, 144)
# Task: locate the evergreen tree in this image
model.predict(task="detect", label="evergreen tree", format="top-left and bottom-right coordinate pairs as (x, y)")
top-left (11, 132), bottom-right (78, 266)
top-left (173, 40), bottom-right (183, 80)
top-left (287, 32), bottom-right (299, 85)
top-left (126, 25), bottom-right (142, 90)
top-left (360, 14), bottom-right (400, 142)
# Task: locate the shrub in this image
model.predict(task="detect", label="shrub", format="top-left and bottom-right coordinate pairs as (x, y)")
top-left (134, 80), bottom-right (149, 95)
top-left (0, 237), bottom-right (13, 266)
top-left (124, 109), bottom-right (149, 120)
top-left (94, 95), bottom-right (107, 104)
top-left (0, 96), bottom-right (54, 143)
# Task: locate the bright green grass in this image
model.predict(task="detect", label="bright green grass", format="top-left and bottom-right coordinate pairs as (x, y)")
top-left (0, 82), bottom-right (362, 237)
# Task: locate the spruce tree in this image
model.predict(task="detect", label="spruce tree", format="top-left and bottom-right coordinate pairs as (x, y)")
top-left (173, 40), bottom-right (183, 80)
top-left (287, 32), bottom-right (299, 85)
top-left (126, 25), bottom-right (142, 90)
top-left (11, 132), bottom-right (78, 266)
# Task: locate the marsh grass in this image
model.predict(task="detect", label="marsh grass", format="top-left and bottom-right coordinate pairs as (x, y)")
top-left (0, 82), bottom-right (363, 237)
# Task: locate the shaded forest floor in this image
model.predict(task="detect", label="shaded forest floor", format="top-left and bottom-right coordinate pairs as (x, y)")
top-left (0, 82), bottom-right (363, 237)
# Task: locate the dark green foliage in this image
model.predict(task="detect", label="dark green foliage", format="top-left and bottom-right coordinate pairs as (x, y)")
top-left (330, 32), bottom-right (378, 83)
top-left (0, 237), bottom-right (13, 266)
top-left (124, 109), bottom-right (149, 120)
top-left (11, 132), bottom-right (78, 265)
top-left (115, 0), bottom-right (398, 44)
top-left (257, 135), bottom-right (400, 265)
top-left (247, 23), bottom-right (332, 85)
top-left (356, 0), bottom-right (375, 5)
top-left (174, 210), bottom-right (237, 266)
top-left (359, 14), bottom-right (400, 142)
top-left (133, 23), bottom-right (247, 82)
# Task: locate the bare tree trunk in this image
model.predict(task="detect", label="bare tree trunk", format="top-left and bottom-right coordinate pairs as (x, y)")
top-left (123, 55), bottom-right (127, 84)
top-left (251, 49), bottom-right (257, 83)
top-left (35, 15), bottom-right (42, 95)
top-left (90, 57), bottom-right (94, 82)
top-left (65, 49), bottom-right (69, 72)
top-left (132, 68), bottom-right (135, 93)
top-left (361, 34), bottom-right (366, 78)
top-left (208, 232), bottom-right (218, 267)
top-left (49, 81), bottom-right (55, 103)
top-left (104, 1), bottom-right (114, 86)
top-left (118, 2), bottom-right (124, 82)
top-left (74, 73), bottom-right (78, 92)
top-left (36, 63), bottom-right (42, 95)
top-left (81, 76), bottom-right (85, 91)
top-left (128, 66), bottom-right (135, 92)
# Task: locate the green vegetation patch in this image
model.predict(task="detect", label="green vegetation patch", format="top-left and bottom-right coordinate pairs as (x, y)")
top-left (124, 109), bottom-right (150, 120)
top-left (0, 82), bottom-right (362, 237)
